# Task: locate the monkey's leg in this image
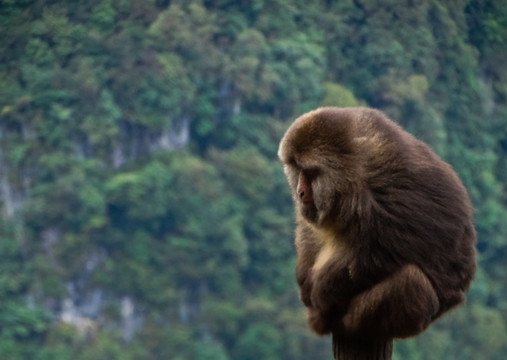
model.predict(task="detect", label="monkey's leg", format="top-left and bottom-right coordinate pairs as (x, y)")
top-left (342, 264), bottom-right (439, 339)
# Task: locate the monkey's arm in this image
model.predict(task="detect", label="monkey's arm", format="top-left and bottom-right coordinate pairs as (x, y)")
top-left (341, 264), bottom-right (439, 339)
top-left (294, 226), bottom-right (320, 307)
top-left (309, 256), bottom-right (355, 312)
top-left (296, 228), bottom-right (355, 310)
top-left (304, 254), bottom-right (355, 335)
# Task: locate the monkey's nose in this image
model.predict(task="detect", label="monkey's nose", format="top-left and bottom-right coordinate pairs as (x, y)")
top-left (299, 190), bottom-right (313, 205)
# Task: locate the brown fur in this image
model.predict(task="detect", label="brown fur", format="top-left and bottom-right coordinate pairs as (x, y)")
top-left (278, 107), bottom-right (476, 339)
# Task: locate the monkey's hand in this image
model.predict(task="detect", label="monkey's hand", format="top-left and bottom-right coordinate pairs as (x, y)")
top-left (342, 264), bottom-right (439, 339)
top-left (306, 306), bottom-right (335, 335)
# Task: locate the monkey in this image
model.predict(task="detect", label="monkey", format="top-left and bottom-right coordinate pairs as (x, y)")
top-left (278, 107), bottom-right (476, 340)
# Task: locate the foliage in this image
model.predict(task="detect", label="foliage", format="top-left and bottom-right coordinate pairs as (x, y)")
top-left (0, 0), bottom-right (506, 359)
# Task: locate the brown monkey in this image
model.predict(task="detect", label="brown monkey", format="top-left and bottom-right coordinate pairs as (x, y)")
top-left (278, 107), bottom-right (476, 339)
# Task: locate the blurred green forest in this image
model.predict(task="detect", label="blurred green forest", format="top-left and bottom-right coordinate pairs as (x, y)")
top-left (0, 0), bottom-right (506, 359)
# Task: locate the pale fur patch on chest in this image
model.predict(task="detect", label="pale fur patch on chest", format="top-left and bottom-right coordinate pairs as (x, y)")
top-left (313, 241), bottom-right (336, 271)
top-left (312, 229), bottom-right (348, 273)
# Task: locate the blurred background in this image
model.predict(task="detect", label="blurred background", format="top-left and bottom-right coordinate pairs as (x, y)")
top-left (0, 0), bottom-right (506, 359)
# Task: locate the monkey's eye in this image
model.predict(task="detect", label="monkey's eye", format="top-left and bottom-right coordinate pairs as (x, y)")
top-left (303, 168), bottom-right (320, 180)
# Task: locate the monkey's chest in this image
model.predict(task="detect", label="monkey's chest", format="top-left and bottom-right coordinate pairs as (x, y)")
top-left (312, 240), bottom-right (349, 274)
top-left (313, 242), bottom-right (336, 271)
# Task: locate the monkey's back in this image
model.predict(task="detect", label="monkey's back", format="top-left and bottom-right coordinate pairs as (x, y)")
top-left (336, 107), bottom-right (476, 317)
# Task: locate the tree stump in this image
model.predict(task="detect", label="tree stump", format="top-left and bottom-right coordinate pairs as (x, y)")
top-left (332, 333), bottom-right (393, 360)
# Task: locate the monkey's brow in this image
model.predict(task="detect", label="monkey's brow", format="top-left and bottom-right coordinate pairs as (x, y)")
top-left (283, 157), bottom-right (297, 166)
top-left (304, 167), bottom-right (320, 173)
top-left (294, 162), bottom-right (321, 175)
top-left (284, 155), bottom-right (319, 172)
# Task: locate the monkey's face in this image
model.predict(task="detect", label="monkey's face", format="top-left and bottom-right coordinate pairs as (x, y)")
top-left (278, 108), bottom-right (362, 227)
top-left (282, 163), bottom-right (339, 226)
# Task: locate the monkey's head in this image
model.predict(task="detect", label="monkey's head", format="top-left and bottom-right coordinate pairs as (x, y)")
top-left (278, 107), bottom-right (365, 227)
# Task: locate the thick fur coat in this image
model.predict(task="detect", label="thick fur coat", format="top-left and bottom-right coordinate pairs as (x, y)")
top-left (278, 107), bottom-right (476, 339)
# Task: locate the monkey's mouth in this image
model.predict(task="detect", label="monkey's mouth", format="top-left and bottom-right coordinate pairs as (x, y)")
top-left (300, 201), bottom-right (319, 223)
top-left (301, 198), bottom-right (315, 207)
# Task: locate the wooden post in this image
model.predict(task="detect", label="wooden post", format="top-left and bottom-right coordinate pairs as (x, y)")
top-left (332, 333), bottom-right (393, 360)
